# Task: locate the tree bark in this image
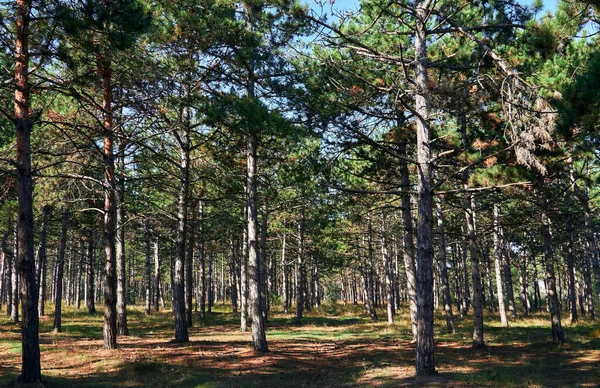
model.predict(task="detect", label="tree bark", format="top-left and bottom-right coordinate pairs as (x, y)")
top-left (465, 193), bottom-right (484, 348)
top-left (493, 202), bottom-right (508, 327)
top-left (186, 201), bottom-right (196, 327)
top-left (229, 233), bottom-right (238, 313)
top-left (115, 147), bottom-right (128, 336)
top-left (153, 238), bottom-right (160, 312)
top-left (381, 213), bottom-right (394, 324)
top-left (414, 1), bottom-right (436, 375)
top-left (36, 206), bottom-right (49, 317)
top-left (86, 232), bottom-right (95, 314)
top-left (297, 208), bottom-right (305, 321)
top-left (144, 222), bottom-right (152, 315)
top-left (538, 179), bottom-right (565, 343)
top-left (366, 218), bottom-right (378, 322)
top-left (435, 198), bottom-right (455, 333)
top-left (281, 230), bottom-right (288, 313)
top-left (14, 0), bottom-right (40, 379)
top-left (199, 202), bottom-right (206, 319)
top-left (247, 131), bottom-right (268, 352)
top-left (54, 208), bottom-right (68, 333)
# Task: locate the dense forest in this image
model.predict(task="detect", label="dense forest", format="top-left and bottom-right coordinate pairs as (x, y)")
top-left (1, 0), bottom-right (600, 386)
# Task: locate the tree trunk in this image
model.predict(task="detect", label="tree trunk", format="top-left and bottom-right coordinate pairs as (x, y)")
top-left (538, 179), bottom-right (565, 343)
top-left (414, 1), bottom-right (436, 375)
top-left (436, 198), bottom-right (455, 333)
top-left (199, 202), bottom-right (206, 319)
top-left (398, 139), bottom-right (418, 339)
top-left (260, 199), bottom-right (268, 322)
top-left (36, 206), bottom-right (49, 317)
top-left (153, 238), bottom-right (160, 312)
top-left (97, 45), bottom-right (118, 350)
top-left (465, 193), bottom-right (484, 348)
top-left (297, 208), bottom-right (305, 321)
top-left (186, 201), bottom-right (196, 327)
top-left (76, 238), bottom-right (84, 309)
top-left (145, 222), bottom-right (152, 315)
top-left (11, 225), bottom-right (19, 322)
top-left (503, 244), bottom-right (516, 319)
top-left (246, 130), bottom-right (268, 352)
top-left (229, 233), bottom-right (238, 313)
top-left (14, 0), bottom-right (40, 379)
top-left (493, 202), bottom-right (508, 327)
top-left (366, 219), bottom-right (378, 322)
top-left (86, 232), bottom-right (95, 314)
top-left (115, 147), bottom-right (128, 336)
top-left (381, 213), bottom-right (393, 324)
top-left (281, 230), bottom-right (288, 313)
top-left (241, 196), bottom-right (248, 331)
top-left (54, 208), bottom-right (68, 333)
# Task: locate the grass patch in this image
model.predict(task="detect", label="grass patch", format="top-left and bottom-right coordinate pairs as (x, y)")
top-left (0, 302), bottom-right (599, 387)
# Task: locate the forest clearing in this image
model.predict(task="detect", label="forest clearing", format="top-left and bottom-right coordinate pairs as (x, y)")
top-left (1, 303), bottom-right (599, 387)
top-left (3, 0), bottom-right (600, 386)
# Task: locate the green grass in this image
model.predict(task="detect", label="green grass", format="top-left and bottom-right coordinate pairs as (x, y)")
top-left (1, 302), bottom-right (599, 387)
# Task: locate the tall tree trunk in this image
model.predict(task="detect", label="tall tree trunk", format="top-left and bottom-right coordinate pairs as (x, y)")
top-left (503, 244), bottom-right (516, 319)
top-left (297, 208), bottom-right (305, 321)
top-left (240, 196), bottom-right (248, 331)
top-left (97, 45), bottom-right (118, 350)
top-left (519, 253), bottom-right (531, 315)
top-left (229, 234), bottom-right (238, 313)
top-left (366, 218), bottom-right (378, 322)
top-left (14, 0), bottom-right (40, 379)
top-left (53, 208), bottom-right (68, 333)
top-left (199, 202), bottom-right (206, 319)
top-left (398, 139), bottom-right (418, 340)
top-left (76, 238), bottom-right (84, 309)
top-left (465, 193), bottom-right (484, 348)
top-left (281, 230), bottom-right (288, 313)
top-left (260, 199), bottom-right (268, 323)
top-left (381, 213), bottom-right (394, 324)
top-left (153, 238), bottom-right (160, 312)
top-left (86, 232), bottom-right (95, 314)
top-left (493, 202), bottom-right (508, 327)
top-left (172, 125), bottom-right (190, 342)
top-left (436, 198), bottom-right (455, 333)
top-left (115, 147), bottom-right (128, 336)
top-left (36, 206), bottom-right (49, 317)
top-left (145, 222), bottom-right (152, 315)
top-left (186, 201), bottom-right (196, 327)
top-left (11, 225), bottom-right (19, 322)
top-left (538, 179), bottom-right (565, 343)
top-left (483, 244), bottom-right (494, 313)
top-left (247, 131), bottom-right (268, 351)
top-left (414, 1), bottom-right (436, 374)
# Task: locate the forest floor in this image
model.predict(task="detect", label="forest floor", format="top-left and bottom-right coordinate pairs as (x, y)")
top-left (0, 302), bottom-right (599, 387)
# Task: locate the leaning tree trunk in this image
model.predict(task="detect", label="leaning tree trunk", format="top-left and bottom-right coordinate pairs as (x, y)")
top-left (115, 148), bottom-right (128, 336)
top-left (414, 1), bottom-right (436, 375)
top-left (36, 205), bottom-right (49, 317)
top-left (15, 0), bottom-right (40, 379)
top-left (53, 207), bottom-right (68, 333)
top-left (436, 197), bottom-right (455, 333)
top-left (538, 179), bottom-right (565, 343)
top-left (465, 192), bottom-right (484, 348)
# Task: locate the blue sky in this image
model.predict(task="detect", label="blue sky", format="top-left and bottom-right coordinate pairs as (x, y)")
top-left (308, 0), bottom-right (558, 14)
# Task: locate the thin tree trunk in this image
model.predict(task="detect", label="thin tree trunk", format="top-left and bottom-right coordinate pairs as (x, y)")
top-left (76, 238), bottom-right (84, 309)
top-left (97, 44), bottom-right (118, 350)
top-left (493, 202), bottom-right (508, 327)
top-left (199, 202), bottom-right (206, 319)
top-left (229, 233), bottom-right (238, 313)
top-left (381, 213), bottom-right (393, 324)
top-left (281, 230), bottom-right (288, 313)
top-left (260, 199), bottom-right (268, 322)
top-left (186, 201), bottom-right (196, 327)
top-left (36, 206), bottom-right (49, 316)
top-left (153, 238), bottom-right (160, 312)
top-left (115, 146), bottom-right (128, 336)
top-left (503, 244), bottom-right (516, 319)
top-left (297, 208), bottom-right (305, 321)
top-left (538, 179), bottom-right (565, 343)
top-left (465, 192), bottom-right (484, 348)
top-left (86, 232), bottom-right (95, 314)
top-left (53, 208), bottom-right (68, 332)
top-left (11, 225), bottom-right (19, 323)
top-left (366, 218), bottom-right (378, 322)
top-left (145, 222), bottom-right (152, 315)
top-left (398, 139), bottom-right (418, 340)
top-left (436, 198), bottom-right (455, 333)
top-left (240, 197), bottom-right (248, 331)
